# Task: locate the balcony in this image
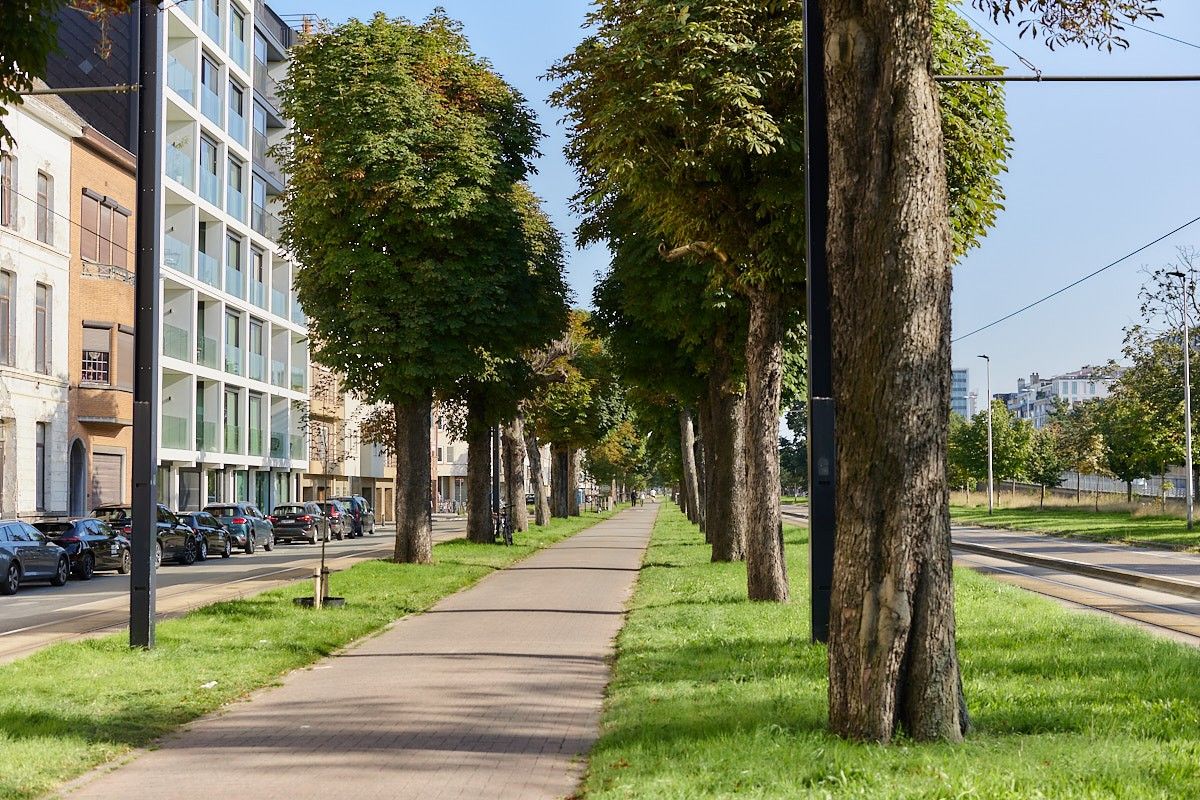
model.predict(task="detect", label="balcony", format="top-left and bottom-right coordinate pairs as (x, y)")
top-left (197, 335), bottom-right (218, 368)
top-left (248, 352), bottom-right (265, 381)
top-left (224, 424), bottom-right (241, 454)
top-left (164, 234), bottom-right (191, 274)
top-left (291, 302), bottom-right (306, 326)
top-left (251, 204), bottom-right (281, 240)
top-left (167, 55), bottom-right (194, 104)
top-left (162, 415), bottom-right (189, 449)
top-left (227, 187), bottom-right (245, 222)
top-left (249, 281), bottom-right (266, 309)
top-left (225, 344), bottom-right (242, 375)
top-left (201, 85), bottom-right (221, 125)
top-left (225, 265), bottom-right (243, 298)
top-left (290, 435), bottom-right (306, 461)
top-left (248, 427), bottom-right (264, 456)
top-left (228, 110), bottom-right (247, 146)
top-left (197, 419), bottom-right (218, 451)
top-left (198, 251), bottom-right (220, 288)
top-left (270, 359), bottom-right (285, 387)
top-left (270, 433), bottom-right (287, 459)
top-left (271, 289), bottom-right (287, 318)
top-left (175, 0), bottom-right (196, 21)
top-left (166, 144), bottom-right (192, 190)
top-left (199, 168), bottom-right (220, 206)
top-left (290, 366), bottom-right (305, 391)
top-left (163, 323), bottom-right (189, 361)
top-left (252, 59), bottom-right (282, 111)
top-left (202, 4), bottom-right (221, 43)
top-left (230, 37), bottom-right (248, 72)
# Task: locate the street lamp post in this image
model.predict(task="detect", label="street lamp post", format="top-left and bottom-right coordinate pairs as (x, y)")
top-left (978, 354), bottom-right (993, 515)
top-left (1168, 270), bottom-right (1194, 531)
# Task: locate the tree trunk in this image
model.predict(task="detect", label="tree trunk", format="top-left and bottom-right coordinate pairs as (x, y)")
top-left (1076, 471), bottom-right (1081, 503)
top-left (502, 415), bottom-right (529, 532)
top-left (697, 396), bottom-right (714, 543)
top-left (465, 401), bottom-right (492, 544)
top-left (743, 286), bottom-right (787, 601)
top-left (568, 447), bottom-right (581, 516)
top-left (392, 395), bottom-right (433, 564)
top-left (550, 443), bottom-right (570, 518)
top-left (1126, 481), bottom-right (1133, 504)
top-left (823, 1), bottom-right (964, 742)
top-left (679, 408), bottom-right (702, 527)
top-left (677, 481), bottom-right (687, 515)
top-left (525, 428), bottom-right (550, 526)
top-left (705, 351), bottom-right (748, 562)
top-left (1040, 484), bottom-right (1046, 509)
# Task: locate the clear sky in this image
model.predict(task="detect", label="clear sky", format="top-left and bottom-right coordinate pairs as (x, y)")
top-left (268, 0), bottom-right (1200, 402)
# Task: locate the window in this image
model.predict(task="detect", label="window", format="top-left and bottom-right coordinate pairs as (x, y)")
top-left (201, 55), bottom-right (219, 94)
top-left (0, 271), bottom-right (11, 366)
top-left (230, 6), bottom-right (245, 45)
top-left (200, 137), bottom-right (218, 177)
top-left (35, 283), bottom-right (50, 374)
top-left (82, 324), bottom-right (111, 383)
top-left (251, 248), bottom-right (264, 284)
top-left (80, 191), bottom-right (131, 267)
top-left (0, 154), bottom-right (14, 228)
top-left (117, 327), bottom-right (134, 389)
top-left (36, 171), bottom-right (53, 245)
top-left (35, 422), bottom-right (47, 511)
top-left (229, 82), bottom-right (244, 120)
top-left (254, 32), bottom-right (268, 66)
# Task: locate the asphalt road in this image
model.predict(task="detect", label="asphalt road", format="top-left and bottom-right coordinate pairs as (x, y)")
top-left (0, 517), bottom-right (467, 664)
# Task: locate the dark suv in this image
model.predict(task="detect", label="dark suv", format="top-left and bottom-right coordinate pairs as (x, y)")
top-left (204, 504), bottom-right (274, 554)
top-left (332, 495), bottom-right (375, 538)
top-left (177, 511), bottom-right (233, 559)
top-left (33, 518), bottom-right (131, 579)
top-left (91, 504), bottom-right (200, 567)
top-left (0, 520), bottom-right (70, 594)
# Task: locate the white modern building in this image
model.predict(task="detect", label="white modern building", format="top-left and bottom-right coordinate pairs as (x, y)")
top-left (1003, 366), bottom-right (1120, 428)
top-left (0, 91), bottom-right (80, 518)
top-left (950, 367), bottom-right (970, 418)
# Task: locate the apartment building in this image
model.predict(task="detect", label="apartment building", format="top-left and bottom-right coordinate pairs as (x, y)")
top-left (0, 89), bottom-right (79, 519)
top-left (1003, 365), bottom-right (1121, 429)
top-left (950, 367), bottom-right (970, 418)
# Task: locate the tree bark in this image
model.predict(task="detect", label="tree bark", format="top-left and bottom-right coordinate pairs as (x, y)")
top-left (1126, 481), bottom-right (1133, 504)
top-left (824, 0), bottom-right (965, 743)
top-left (525, 427), bottom-right (550, 526)
top-left (678, 408), bottom-right (702, 527)
top-left (502, 415), bottom-right (529, 532)
top-left (568, 447), bottom-right (581, 516)
top-left (465, 400), bottom-right (493, 544)
top-left (550, 443), bottom-right (570, 518)
top-left (705, 352), bottom-right (748, 562)
top-left (697, 396), bottom-right (714, 543)
top-left (1040, 484), bottom-right (1046, 509)
top-left (392, 395), bottom-right (432, 564)
top-left (743, 286), bottom-right (787, 601)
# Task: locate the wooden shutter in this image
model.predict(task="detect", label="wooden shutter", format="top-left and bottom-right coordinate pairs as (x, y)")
top-left (92, 453), bottom-right (124, 505)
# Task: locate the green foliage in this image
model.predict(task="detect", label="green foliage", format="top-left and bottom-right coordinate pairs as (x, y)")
top-left (948, 400), bottom-right (1034, 484)
top-left (1052, 400), bottom-right (1109, 481)
top-left (950, 505), bottom-right (1200, 549)
top-left (974, 0), bottom-right (1163, 51)
top-left (528, 311), bottom-right (614, 449)
top-left (1026, 423), bottom-right (1071, 489)
top-left (275, 12), bottom-right (544, 404)
top-left (1095, 389), bottom-right (1179, 488)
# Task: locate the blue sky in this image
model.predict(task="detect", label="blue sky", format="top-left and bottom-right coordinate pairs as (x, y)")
top-left (269, 0), bottom-right (1200, 401)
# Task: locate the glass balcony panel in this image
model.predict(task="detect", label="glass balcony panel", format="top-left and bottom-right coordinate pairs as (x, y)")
top-left (162, 415), bottom-right (189, 449)
top-left (166, 145), bottom-right (193, 190)
top-left (163, 323), bottom-right (190, 361)
top-left (290, 366), bottom-right (305, 391)
top-left (271, 289), bottom-right (287, 318)
top-left (200, 169), bottom-right (220, 205)
top-left (197, 335), bottom-right (218, 368)
top-left (226, 265), bottom-right (243, 298)
top-left (175, 0), bottom-right (196, 21)
top-left (164, 234), bottom-right (192, 275)
top-left (198, 251), bottom-right (220, 287)
top-left (197, 420), bottom-right (218, 451)
top-left (201, 86), bottom-right (221, 125)
top-left (230, 38), bottom-right (248, 71)
top-left (291, 301), bottom-right (306, 326)
top-left (225, 344), bottom-right (242, 374)
top-left (228, 111), bottom-right (247, 146)
top-left (250, 281), bottom-right (266, 309)
top-left (270, 359), bottom-right (285, 387)
top-left (227, 188), bottom-right (245, 221)
top-left (167, 55), bottom-right (194, 104)
top-left (248, 428), bottom-right (264, 456)
top-left (248, 352), bottom-right (265, 381)
top-left (270, 433), bottom-right (287, 459)
top-left (224, 424), bottom-right (241, 454)
top-left (202, 5), bottom-right (221, 43)
top-left (290, 435), bottom-right (306, 461)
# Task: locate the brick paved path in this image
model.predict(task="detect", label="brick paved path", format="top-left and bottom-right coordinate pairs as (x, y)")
top-left (64, 505), bottom-right (656, 800)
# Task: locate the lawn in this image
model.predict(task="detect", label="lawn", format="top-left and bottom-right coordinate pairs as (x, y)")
top-left (0, 508), bottom-right (622, 800)
top-left (781, 495), bottom-right (808, 506)
top-left (951, 505), bottom-right (1200, 550)
top-left (582, 504), bottom-right (1200, 799)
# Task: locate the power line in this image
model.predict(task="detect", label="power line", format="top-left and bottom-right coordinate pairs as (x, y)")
top-left (952, 213), bottom-right (1200, 343)
top-left (956, 6), bottom-right (1042, 77)
top-left (1127, 22), bottom-right (1200, 51)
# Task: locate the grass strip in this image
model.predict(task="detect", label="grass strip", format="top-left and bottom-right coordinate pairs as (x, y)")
top-left (0, 507), bottom-right (624, 800)
top-left (951, 505), bottom-right (1200, 550)
top-left (583, 503), bottom-right (1200, 799)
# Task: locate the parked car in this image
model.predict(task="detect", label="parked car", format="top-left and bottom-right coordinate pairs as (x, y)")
top-left (332, 495), bottom-right (375, 538)
top-left (316, 500), bottom-right (351, 540)
top-left (268, 502), bottom-right (328, 545)
top-left (525, 493), bottom-right (536, 505)
top-left (203, 504), bottom-right (274, 554)
top-left (177, 512), bottom-right (233, 559)
top-left (92, 504), bottom-right (202, 567)
top-left (33, 518), bottom-right (131, 579)
top-left (0, 520), bottom-right (70, 594)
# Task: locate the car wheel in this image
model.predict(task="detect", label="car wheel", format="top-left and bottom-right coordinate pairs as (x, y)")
top-left (75, 553), bottom-right (95, 581)
top-left (308, 532), bottom-right (318, 545)
top-left (245, 535), bottom-right (256, 555)
top-left (1, 562), bottom-right (19, 595)
top-left (197, 539), bottom-right (208, 562)
top-left (51, 557), bottom-right (69, 587)
top-left (179, 537), bottom-right (197, 566)
top-left (222, 539), bottom-right (232, 558)
top-left (154, 542), bottom-right (163, 569)
top-left (264, 533), bottom-right (274, 552)
top-left (118, 549), bottom-right (131, 575)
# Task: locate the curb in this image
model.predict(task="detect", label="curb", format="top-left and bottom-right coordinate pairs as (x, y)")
top-left (952, 540), bottom-right (1200, 601)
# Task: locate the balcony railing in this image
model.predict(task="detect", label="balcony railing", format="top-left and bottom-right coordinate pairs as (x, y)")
top-left (197, 420), bottom-right (218, 451)
top-left (291, 302), bottom-right (306, 326)
top-left (201, 85), bottom-right (221, 125)
top-left (198, 251), bottom-right (220, 287)
top-left (163, 323), bottom-right (189, 361)
top-left (269, 433), bottom-right (287, 459)
top-left (200, 169), bottom-right (220, 205)
top-left (290, 366), bottom-right (305, 391)
top-left (228, 111), bottom-right (247, 146)
top-left (227, 187), bottom-right (245, 221)
top-left (271, 289), bottom-right (287, 318)
top-left (249, 281), bottom-right (266, 309)
top-left (270, 359), bottom-right (285, 387)
top-left (174, 0), bottom-right (196, 21)
top-left (202, 4), bottom-right (221, 43)
top-left (167, 55), bottom-right (194, 104)
top-left (166, 144), bottom-right (192, 189)
top-left (164, 234), bottom-right (191, 274)
top-left (225, 265), bottom-right (243, 298)
top-left (197, 335), bottom-right (218, 368)
top-left (248, 351), bottom-right (265, 381)
top-left (248, 428), bottom-right (264, 456)
top-left (225, 344), bottom-right (242, 374)
top-left (230, 37), bottom-right (248, 71)
top-left (290, 435), bottom-right (306, 461)
top-left (162, 415), bottom-right (189, 449)
top-left (224, 424), bottom-right (241, 454)
top-left (251, 204), bottom-right (281, 241)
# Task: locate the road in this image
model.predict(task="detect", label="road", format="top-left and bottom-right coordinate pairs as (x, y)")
top-left (0, 517), bottom-right (466, 665)
top-left (781, 504), bottom-right (1200, 646)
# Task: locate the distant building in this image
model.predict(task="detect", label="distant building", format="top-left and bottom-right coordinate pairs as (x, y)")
top-left (950, 368), bottom-right (970, 418)
top-left (1003, 366), bottom-right (1121, 428)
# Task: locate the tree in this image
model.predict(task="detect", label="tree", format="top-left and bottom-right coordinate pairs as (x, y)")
top-left (822, 0), bottom-right (1156, 742)
top-left (1095, 389), bottom-right (1179, 502)
top-left (276, 12), bottom-right (540, 563)
top-left (1026, 424), bottom-right (1071, 508)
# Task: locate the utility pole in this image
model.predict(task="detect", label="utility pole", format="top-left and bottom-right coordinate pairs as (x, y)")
top-left (131, 0), bottom-right (163, 648)
top-left (978, 354), bottom-right (993, 516)
top-left (803, 0), bottom-right (836, 644)
top-left (1169, 270), bottom-right (1194, 531)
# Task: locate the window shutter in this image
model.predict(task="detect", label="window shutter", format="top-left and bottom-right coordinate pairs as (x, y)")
top-left (117, 329), bottom-right (134, 389)
top-left (81, 194), bottom-right (99, 261)
top-left (112, 210), bottom-right (130, 268)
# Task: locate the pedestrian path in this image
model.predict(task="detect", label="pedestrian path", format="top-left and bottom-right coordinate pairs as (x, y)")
top-left (64, 505), bottom-right (658, 800)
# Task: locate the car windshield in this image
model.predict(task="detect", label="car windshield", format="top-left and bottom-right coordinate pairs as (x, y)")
top-left (206, 506), bottom-right (241, 518)
top-left (93, 507), bottom-right (131, 522)
top-left (274, 505), bottom-right (305, 514)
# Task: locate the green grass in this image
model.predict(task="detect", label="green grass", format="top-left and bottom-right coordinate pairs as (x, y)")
top-left (951, 505), bottom-right (1200, 550)
top-left (781, 495), bottom-right (808, 505)
top-left (0, 508), bottom-right (623, 800)
top-left (582, 504), bottom-right (1200, 799)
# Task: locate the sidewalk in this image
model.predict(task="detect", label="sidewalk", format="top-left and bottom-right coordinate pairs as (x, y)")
top-left (64, 505), bottom-right (657, 800)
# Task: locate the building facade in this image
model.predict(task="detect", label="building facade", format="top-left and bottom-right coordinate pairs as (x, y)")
top-left (1003, 366), bottom-right (1121, 429)
top-left (950, 367), bottom-right (970, 418)
top-left (0, 91), bottom-right (79, 519)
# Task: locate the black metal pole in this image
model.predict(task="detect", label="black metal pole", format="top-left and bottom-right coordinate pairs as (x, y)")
top-left (803, 0), bottom-right (836, 644)
top-left (491, 426), bottom-right (501, 538)
top-left (130, 0), bottom-right (162, 649)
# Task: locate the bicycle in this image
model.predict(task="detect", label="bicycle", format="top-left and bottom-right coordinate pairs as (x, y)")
top-left (493, 506), bottom-right (513, 546)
